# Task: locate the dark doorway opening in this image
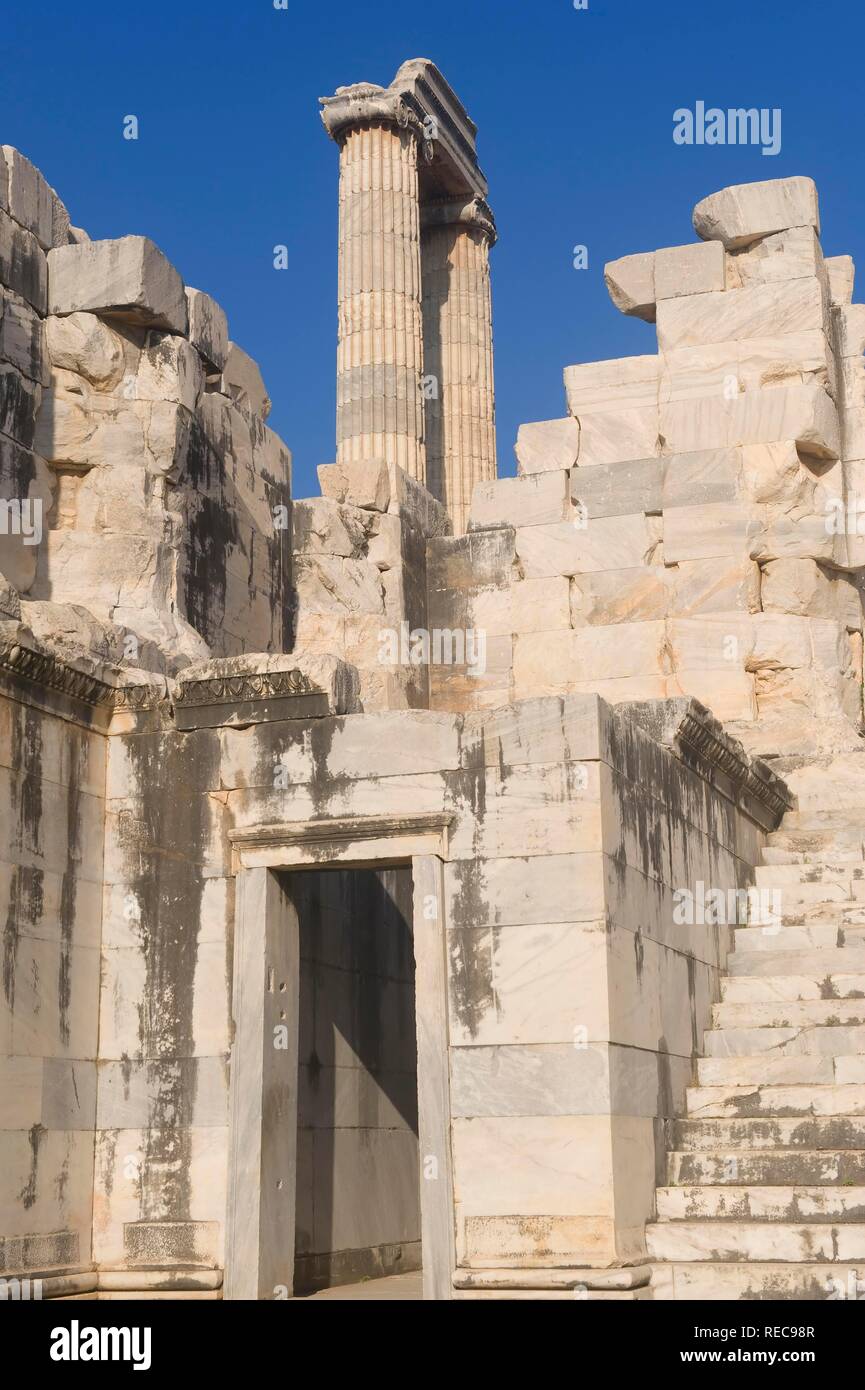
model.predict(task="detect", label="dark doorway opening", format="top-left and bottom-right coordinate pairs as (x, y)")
top-left (290, 865), bottom-right (421, 1295)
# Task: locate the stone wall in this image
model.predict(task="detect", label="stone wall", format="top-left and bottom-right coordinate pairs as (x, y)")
top-left (0, 146), bottom-right (293, 678)
top-left (0, 654), bottom-right (106, 1286)
top-left (429, 177), bottom-right (865, 759)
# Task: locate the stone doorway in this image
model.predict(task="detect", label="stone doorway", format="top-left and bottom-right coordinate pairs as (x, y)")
top-left (224, 815), bottom-right (455, 1301)
top-left (290, 865), bottom-right (422, 1295)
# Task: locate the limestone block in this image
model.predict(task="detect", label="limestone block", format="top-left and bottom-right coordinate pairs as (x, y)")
top-left (0, 208), bottom-right (47, 314)
top-left (45, 312), bottom-right (125, 389)
top-left (366, 512), bottom-right (402, 570)
top-left (510, 576), bottom-right (571, 633)
top-left (833, 303), bottom-right (865, 358)
top-left (760, 558), bottom-right (862, 627)
top-left (385, 461), bottom-right (452, 537)
top-left (50, 187), bottom-right (70, 251)
top-left (221, 341), bottom-right (271, 420)
top-left (317, 457), bottom-right (391, 511)
top-left (670, 557), bottom-right (761, 617)
top-left (0, 441), bottom-right (53, 592)
top-left (668, 614), bottom-right (756, 672)
top-left (655, 241), bottom-right (725, 300)
top-left (576, 407), bottom-right (660, 468)
top-left (294, 553), bottom-right (385, 615)
top-left (48, 236), bottom-right (188, 334)
top-left (663, 503), bottom-right (758, 563)
top-left (185, 287), bottom-right (228, 373)
top-left (693, 177), bottom-right (820, 249)
top-left (659, 331), bottom-right (836, 403)
top-left (564, 354), bottom-right (659, 416)
top-left (657, 279), bottom-right (827, 352)
top-left (571, 567), bottom-right (670, 626)
top-left (662, 448), bottom-right (740, 508)
top-left (0, 574), bottom-right (21, 618)
top-left (570, 456), bottom-right (663, 518)
top-left (515, 514), bottom-right (659, 578)
top-left (136, 332), bottom-right (203, 411)
top-left (0, 289), bottom-right (45, 385)
top-left (293, 497), bottom-right (373, 558)
top-left (515, 417), bottom-right (580, 475)
top-left (666, 667), bottom-right (757, 723)
top-left (604, 252), bottom-right (656, 321)
top-left (0, 146), bottom-right (54, 249)
top-left (727, 227), bottom-right (825, 290)
top-left (0, 362), bottom-right (40, 448)
top-left (826, 256), bottom-right (855, 306)
top-left (468, 471), bottom-right (571, 530)
top-left (659, 382), bottom-right (840, 459)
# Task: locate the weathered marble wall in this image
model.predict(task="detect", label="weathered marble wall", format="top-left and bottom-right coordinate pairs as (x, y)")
top-left (0, 146), bottom-right (293, 677)
top-left (0, 673), bottom-right (106, 1285)
top-left (88, 683), bottom-right (781, 1298)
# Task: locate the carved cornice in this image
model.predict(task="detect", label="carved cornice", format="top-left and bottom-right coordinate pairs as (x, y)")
top-left (319, 84), bottom-right (425, 146)
top-left (674, 700), bottom-right (794, 825)
top-left (174, 667), bottom-right (320, 708)
top-left (0, 638), bottom-right (163, 712)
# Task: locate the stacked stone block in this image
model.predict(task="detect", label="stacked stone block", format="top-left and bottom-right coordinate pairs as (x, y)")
top-left (431, 176), bottom-right (865, 761)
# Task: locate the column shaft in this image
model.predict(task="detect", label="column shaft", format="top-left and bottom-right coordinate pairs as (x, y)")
top-left (421, 218), bottom-right (496, 535)
top-left (336, 123), bottom-right (426, 480)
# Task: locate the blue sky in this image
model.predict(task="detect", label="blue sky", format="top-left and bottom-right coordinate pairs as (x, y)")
top-left (5, 0), bottom-right (863, 498)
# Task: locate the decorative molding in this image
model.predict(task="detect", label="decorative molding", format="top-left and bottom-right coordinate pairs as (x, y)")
top-left (174, 667), bottom-right (319, 709)
top-left (674, 699), bottom-right (794, 826)
top-left (0, 638), bottom-right (163, 713)
top-left (229, 812), bottom-right (454, 873)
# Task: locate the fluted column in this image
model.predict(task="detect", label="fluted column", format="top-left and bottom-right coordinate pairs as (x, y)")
top-left (421, 198), bottom-right (497, 534)
top-left (323, 88), bottom-right (427, 480)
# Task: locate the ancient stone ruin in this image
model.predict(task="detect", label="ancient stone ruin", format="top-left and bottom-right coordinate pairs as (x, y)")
top-left (3, 59), bottom-right (865, 1302)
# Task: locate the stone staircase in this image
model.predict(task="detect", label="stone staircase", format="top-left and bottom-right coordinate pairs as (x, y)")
top-left (648, 811), bottom-right (865, 1299)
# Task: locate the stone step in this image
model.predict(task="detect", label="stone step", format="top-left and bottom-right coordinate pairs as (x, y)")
top-left (767, 823), bottom-right (865, 852)
top-left (697, 1055), bottom-right (835, 1086)
top-left (733, 924), bottom-right (845, 951)
top-left (754, 863), bottom-right (865, 888)
top-left (721, 974), bottom-right (865, 1004)
top-left (777, 810), bottom-right (865, 834)
top-left (751, 882), bottom-right (861, 911)
top-left (713, 999), bottom-right (865, 1029)
top-left (646, 1219), bottom-right (865, 1262)
top-left (686, 1083), bottom-right (865, 1119)
top-left (761, 847), bottom-right (865, 866)
top-left (704, 1024), bottom-right (865, 1057)
top-left (727, 948), bottom-right (865, 978)
top-left (672, 1115), bottom-right (865, 1150)
top-left (726, 952), bottom-right (865, 985)
top-left (653, 1261), bottom-right (865, 1301)
top-left (656, 1185), bottom-right (865, 1221)
top-left (667, 1148), bottom-right (865, 1186)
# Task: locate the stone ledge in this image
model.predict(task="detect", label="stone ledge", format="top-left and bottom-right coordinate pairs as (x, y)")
top-left (0, 625), bottom-right (166, 722)
top-left (619, 696), bottom-right (795, 829)
top-left (172, 652), bottom-right (360, 730)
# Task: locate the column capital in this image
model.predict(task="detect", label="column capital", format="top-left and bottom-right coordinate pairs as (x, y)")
top-left (319, 83), bottom-right (426, 146)
top-left (420, 195), bottom-right (497, 247)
